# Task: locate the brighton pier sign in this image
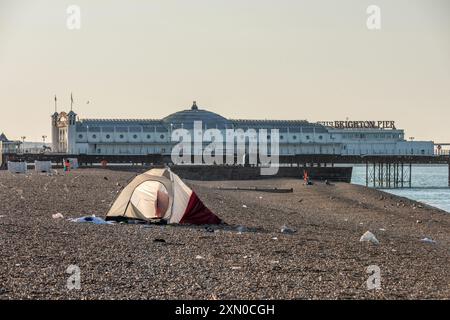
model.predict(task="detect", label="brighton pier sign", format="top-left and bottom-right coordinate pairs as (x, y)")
top-left (317, 120), bottom-right (396, 130)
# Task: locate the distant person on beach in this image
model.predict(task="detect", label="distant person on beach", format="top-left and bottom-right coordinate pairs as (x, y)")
top-left (64, 160), bottom-right (71, 172)
top-left (303, 170), bottom-right (312, 185)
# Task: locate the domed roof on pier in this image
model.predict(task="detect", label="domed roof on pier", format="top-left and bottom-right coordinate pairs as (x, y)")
top-left (162, 101), bottom-right (231, 129)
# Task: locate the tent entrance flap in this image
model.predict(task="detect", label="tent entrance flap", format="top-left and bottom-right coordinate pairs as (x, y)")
top-left (130, 181), bottom-right (169, 220)
top-left (107, 168), bottom-right (221, 225)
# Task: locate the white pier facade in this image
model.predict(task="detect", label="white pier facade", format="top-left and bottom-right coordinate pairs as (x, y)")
top-left (51, 102), bottom-right (434, 156)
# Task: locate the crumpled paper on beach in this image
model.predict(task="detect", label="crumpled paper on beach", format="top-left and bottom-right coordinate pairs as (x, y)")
top-left (360, 231), bottom-right (379, 245)
top-left (420, 237), bottom-right (436, 244)
top-left (280, 225), bottom-right (296, 234)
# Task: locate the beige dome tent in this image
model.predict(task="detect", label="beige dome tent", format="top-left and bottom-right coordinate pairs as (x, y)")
top-left (106, 168), bottom-right (221, 225)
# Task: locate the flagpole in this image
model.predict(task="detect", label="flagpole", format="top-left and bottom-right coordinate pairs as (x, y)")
top-left (54, 95), bottom-right (57, 113)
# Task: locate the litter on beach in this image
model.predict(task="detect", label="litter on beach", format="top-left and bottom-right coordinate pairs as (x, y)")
top-left (420, 237), bottom-right (436, 244)
top-left (70, 215), bottom-right (113, 225)
top-left (280, 225), bottom-right (296, 234)
top-left (1, 165), bottom-right (450, 300)
top-left (360, 231), bottom-right (379, 245)
top-left (52, 213), bottom-right (64, 219)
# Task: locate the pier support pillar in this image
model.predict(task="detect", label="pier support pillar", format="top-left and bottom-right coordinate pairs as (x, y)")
top-left (373, 163), bottom-right (376, 187)
top-left (395, 163), bottom-right (399, 188)
top-left (409, 163), bottom-right (412, 188)
top-left (387, 163), bottom-right (390, 188)
top-left (401, 163), bottom-right (404, 188)
top-left (365, 162), bottom-right (368, 187)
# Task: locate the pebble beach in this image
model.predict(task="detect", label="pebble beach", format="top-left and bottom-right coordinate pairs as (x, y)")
top-left (0, 169), bottom-right (449, 299)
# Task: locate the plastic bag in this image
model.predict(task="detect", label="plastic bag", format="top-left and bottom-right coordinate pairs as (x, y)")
top-left (360, 231), bottom-right (379, 245)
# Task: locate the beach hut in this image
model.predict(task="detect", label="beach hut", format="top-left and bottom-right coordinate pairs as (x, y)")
top-left (7, 161), bottom-right (27, 174)
top-left (34, 161), bottom-right (52, 173)
top-left (106, 168), bottom-right (221, 225)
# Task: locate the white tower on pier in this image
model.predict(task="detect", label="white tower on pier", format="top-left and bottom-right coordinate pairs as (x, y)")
top-left (51, 95), bottom-right (59, 153)
top-left (67, 109), bottom-right (77, 154)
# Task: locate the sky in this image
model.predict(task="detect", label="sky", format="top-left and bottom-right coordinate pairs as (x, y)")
top-left (0, 0), bottom-right (449, 142)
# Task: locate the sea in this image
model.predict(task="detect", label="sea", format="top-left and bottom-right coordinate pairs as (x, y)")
top-left (351, 165), bottom-right (450, 213)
